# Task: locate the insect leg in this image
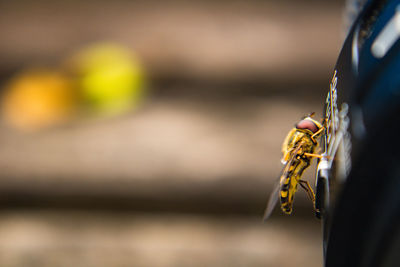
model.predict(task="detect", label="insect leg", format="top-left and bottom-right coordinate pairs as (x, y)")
top-left (311, 126), bottom-right (325, 143)
top-left (299, 180), bottom-right (316, 203)
top-left (303, 152), bottom-right (323, 159)
top-left (299, 180), bottom-right (321, 214)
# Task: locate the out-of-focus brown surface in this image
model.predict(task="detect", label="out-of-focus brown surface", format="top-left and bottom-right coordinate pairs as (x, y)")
top-left (0, 0), bottom-right (341, 83)
top-left (0, 97), bottom-right (321, 216)
top-left (0, 0), bottom-right (343, 266)
top-left (0, 212), bottom-right (321, 267)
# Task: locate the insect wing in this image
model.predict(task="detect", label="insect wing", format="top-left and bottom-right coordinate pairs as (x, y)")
top-left (263, 178), bottom-right (280, 221)
top-left (263, 143), bottom-right (303, 221)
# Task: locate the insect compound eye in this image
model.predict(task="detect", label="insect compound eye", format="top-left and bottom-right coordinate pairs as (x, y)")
top-left (296, 119), bottom-right (319, 133)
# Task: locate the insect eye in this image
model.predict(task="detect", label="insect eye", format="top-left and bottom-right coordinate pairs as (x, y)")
top-left (296, 120), bottom-right (319, 133)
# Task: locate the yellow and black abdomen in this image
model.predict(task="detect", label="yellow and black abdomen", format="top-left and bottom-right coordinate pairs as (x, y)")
top-left (279, 158), bottom-right (311, 213)
top-left (279, 131), bottom-right (316, 214)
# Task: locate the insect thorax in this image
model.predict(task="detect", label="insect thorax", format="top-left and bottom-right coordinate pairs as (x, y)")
top-left (289, 130), bottom-right (317, 153)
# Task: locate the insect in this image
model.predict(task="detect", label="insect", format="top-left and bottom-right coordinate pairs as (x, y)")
top-left (263, 113), bottom-right (325, 220)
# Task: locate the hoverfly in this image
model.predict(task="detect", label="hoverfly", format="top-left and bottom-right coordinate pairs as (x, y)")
top-left (263, 113), bottom-right (325, 220)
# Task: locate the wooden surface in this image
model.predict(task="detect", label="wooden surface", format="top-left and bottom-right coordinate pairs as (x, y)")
top-left (0, 211), bottom-right (322, 267)
top-left (0, 96), bottom-right (322, 212)
top-left (0, 0), bottom-right (343, 266)
top-left (0, 0), bottom-right (342, 83)
top-left (0, 95), bottom-right (323, 266)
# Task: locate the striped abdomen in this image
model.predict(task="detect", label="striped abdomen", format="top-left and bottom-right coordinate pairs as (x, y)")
top-left (280, 156), bottom-right (311, 214)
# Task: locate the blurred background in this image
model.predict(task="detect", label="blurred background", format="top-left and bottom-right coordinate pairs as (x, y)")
top-left (0, 0), bottom-right (344, 266)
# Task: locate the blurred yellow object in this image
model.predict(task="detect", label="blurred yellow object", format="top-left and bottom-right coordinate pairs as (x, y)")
top-left (1, 69), bottom-right (77, 131)
top-left (71, 43), bottom-right (145, 116)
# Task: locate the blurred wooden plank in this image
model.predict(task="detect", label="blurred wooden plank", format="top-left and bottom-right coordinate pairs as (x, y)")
top-left (0, 0), bottom-right (342, 83)
top-left (0, 96), bottom-right (322, 214)
top-left (0, 97), bottom-right (322, 183)
top-left (0, 211), bottom-right (322, 267)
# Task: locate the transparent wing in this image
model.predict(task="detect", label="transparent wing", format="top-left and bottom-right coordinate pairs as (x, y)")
top-left (263, 178), bottom-right (281, 221)
top-left (263, 143), bottom-right (303, 221)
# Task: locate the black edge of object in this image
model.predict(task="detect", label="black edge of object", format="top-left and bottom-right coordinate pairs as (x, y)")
top-left (323, 0), bottom-right (400, 266)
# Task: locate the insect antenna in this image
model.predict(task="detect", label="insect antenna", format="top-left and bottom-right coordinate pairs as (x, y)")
top-left (301, 112), bottom-right (315, 120)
